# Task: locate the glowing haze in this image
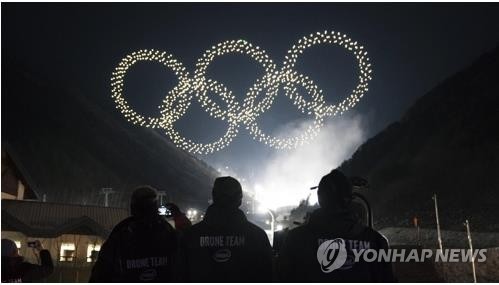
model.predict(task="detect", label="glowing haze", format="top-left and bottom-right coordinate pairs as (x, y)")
top-left (229, 114), bottom-right (366, 210)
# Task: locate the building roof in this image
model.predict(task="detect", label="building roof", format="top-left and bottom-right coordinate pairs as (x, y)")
top-left (1, 199), bottom-right (129, 238)
top-left (2, 142), bottom-right (39, 200)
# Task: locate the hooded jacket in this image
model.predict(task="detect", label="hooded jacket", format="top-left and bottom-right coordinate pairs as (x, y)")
top-left (1, 250), bottom-right (53, 282)
top-left (89, 215), bottom-right (177, 282)
top-left (174, 204), bottom-right (273, 282)
top-left (278, 208), bottom-right (395, 282)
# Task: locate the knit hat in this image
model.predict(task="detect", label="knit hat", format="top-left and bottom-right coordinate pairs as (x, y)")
top-left (212, 176), bottom-right (243, 209)
top-left (317, 169), bottom-right (353, 209)
top-left (130, 185), bottom-right (159, 217)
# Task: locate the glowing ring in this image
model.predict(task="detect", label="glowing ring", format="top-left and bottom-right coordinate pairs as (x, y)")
top-left (282, 30), bottom-right (372, 117)
top-left (110, 49), bottom-right (190, 128)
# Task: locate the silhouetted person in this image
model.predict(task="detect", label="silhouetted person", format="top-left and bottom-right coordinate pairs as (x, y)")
top-left (1, 239), bottom-right (53, 282)
top-left (174, 176), bottom-right (273, 282)
top-left (165, 203), bottom-right (192, 231)
top-left (89, 186), bottom-right (177, 282)
top-left (278, 169), bottom-right (395, 282)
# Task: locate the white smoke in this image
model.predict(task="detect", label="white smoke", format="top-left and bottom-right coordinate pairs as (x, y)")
top-left (253, 114), bottom-right (366, 210)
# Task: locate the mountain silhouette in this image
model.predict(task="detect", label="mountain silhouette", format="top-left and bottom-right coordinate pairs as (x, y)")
top-left (341, 46), bottom-right (499, 232)
top-left (2, 60), bottom-right (218, 210)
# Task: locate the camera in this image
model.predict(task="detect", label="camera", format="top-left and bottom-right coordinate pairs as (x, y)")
top-left (158, 205), bottom-right (173, 217)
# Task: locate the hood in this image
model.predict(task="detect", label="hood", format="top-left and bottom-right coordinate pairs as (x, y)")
top-left (111, 215), bottom-right (170, 235)
top-left (307, 207), bottom-right (360, 235)
top-left (203, 204), bottom-right (247, 229)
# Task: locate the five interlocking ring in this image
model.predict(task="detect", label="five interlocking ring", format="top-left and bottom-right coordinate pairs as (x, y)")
top-left (110, 30), bottom-right (372, 154)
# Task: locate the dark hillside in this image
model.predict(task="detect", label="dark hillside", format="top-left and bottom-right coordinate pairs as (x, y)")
top-left (2, 61), bottom-right (218, 210)
top-left (341, 46), bottom-right (499, 231)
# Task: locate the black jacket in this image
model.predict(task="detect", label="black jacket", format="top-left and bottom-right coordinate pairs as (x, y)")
top-left (278, 208), bottom-right (395, 282)
top-left (174, 204), bottom-right (273, 282)
top-left (89, 215), bottom-right (177, 282)
top-left (1, 250), bottom-right (53, 282)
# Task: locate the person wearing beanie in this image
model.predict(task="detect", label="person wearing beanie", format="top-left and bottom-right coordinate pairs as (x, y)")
top-left (278, 169), bottom-right (395, 282)
top-left (174, 176), bottom-right (273, 282)
top-left (2, 239), bottom-right (54, 282)
top-left (89, 186), bottom-right (178, 282)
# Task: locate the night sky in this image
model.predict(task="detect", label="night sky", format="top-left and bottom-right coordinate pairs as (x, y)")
top-left (3, 3), bottom-right (499, 203)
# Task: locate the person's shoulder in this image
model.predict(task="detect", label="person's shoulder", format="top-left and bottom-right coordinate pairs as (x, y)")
top-left (181, 220), bottom-right (207, 237)
top-left (362, 227), bottom-right (390, 247)
top-left (277, 225), bottom-right (312, 250)
top-left (362, 226), bottom-right (383, 238)
top-left (156, 216), bottom-right (175, 229)
top-left (287, 224), bottom-right (312, 238)
top-left (112, 216), bottom-right (134, 231)
top-left (152, 217), bottom-right (177, 239)
top-left (244, 220), bottom-right (268, 236)
top-left (19, 259), bottom-right (40, 271)
top-left (107, 216), bottom-right (134, 238)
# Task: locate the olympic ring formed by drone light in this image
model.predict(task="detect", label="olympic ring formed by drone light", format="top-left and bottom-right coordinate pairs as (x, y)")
top-left (110, 30), bottom-right (373, 154)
